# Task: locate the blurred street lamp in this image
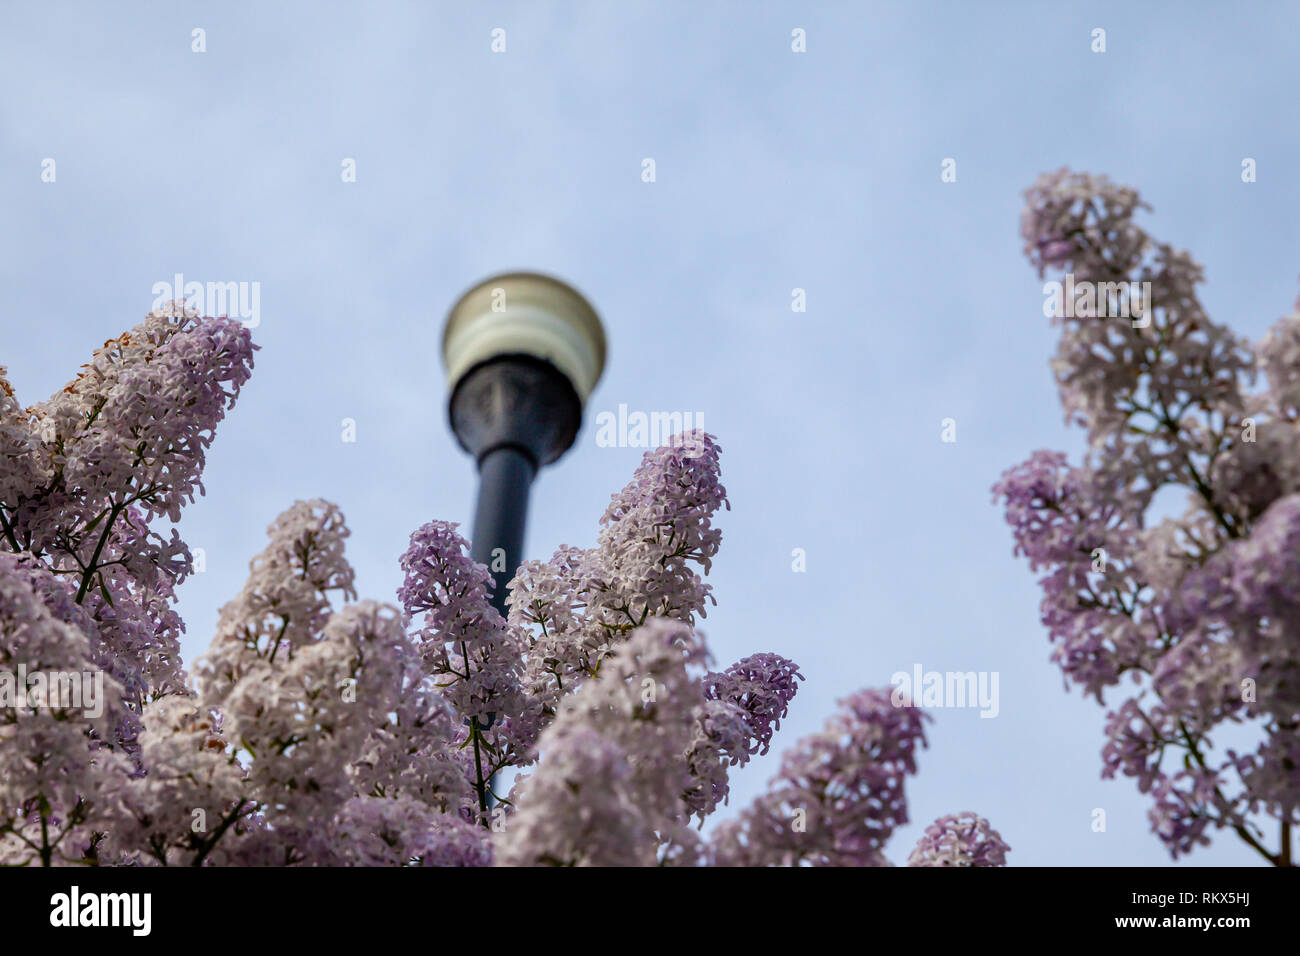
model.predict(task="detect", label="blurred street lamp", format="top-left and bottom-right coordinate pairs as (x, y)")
top-left (442, 272), bottom-right (606, 617)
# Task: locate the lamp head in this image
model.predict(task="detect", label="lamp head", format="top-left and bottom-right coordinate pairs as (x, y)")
top-left (442, 273), bottom-right (606, 467)
top-left (443, 272), bottom-right (606, 403)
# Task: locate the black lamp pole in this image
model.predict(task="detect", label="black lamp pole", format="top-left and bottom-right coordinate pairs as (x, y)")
top-left (443, 273), bottom-right (606, 618)
top-left (450, 355), bottom-right (584, 614)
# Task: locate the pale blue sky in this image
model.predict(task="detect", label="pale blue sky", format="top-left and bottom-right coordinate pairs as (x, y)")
top-left (3, 1), bottom-right (1297, 866)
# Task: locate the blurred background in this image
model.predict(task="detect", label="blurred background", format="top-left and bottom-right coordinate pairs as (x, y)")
top-left (3, 0), bottom-right (1297, 865)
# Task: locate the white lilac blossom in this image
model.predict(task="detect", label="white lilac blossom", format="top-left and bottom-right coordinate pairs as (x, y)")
top-left (1, 304), bottom-right (254, 751)
top-left (20, 303), bottom-right (255, 575)
top-left (348, 667), bottom-right (477, 816)
top-left (506, 433), bottom-right (728, 730)
top-left (2, 307), bottom-right (1006, 867)
top-left (1258, 312), bottom-right (1300, 420)
top-left (398, 519), bottom-right (535, 815)
top-left (0, 553), bottom-right (130, 865)
top-left (201, 499), bottom-right (357, 682)
top-left (107, 695), bottom-right (251, 866)
top-left (0, 370), bottom-right (45, 544)
top-left (999, 168), bottom-right (1300, 864)
top-left (495, 728), bottom-right (649, 867)
top-left (332, 795), bottom-right (490, 867)
top-left (494, 619), bottom-right (709, 866)
top-left (30, 303), bottom-right (256, 524)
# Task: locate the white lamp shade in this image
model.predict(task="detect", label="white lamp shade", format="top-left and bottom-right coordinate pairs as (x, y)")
top-left (442, 272), bottom-right (606, 404)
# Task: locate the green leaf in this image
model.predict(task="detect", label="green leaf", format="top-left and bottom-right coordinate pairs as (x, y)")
top-left (81, 508), bottom-right (110, 535)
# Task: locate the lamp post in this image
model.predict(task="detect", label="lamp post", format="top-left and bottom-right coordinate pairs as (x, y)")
top-left (442, 272), bottom-right (606, 618)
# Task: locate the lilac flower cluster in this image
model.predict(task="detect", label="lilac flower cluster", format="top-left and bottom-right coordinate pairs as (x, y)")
top-left (907, 812), bottom-right (1011, 867)
top-left (683, 653), bottom-right (804, 817)
top-left (0, 553), bottom-right (128, 864)
top-left (506, 432), bottom-right (729, 727)
top-left (1, 307), bottom-right (1006, 867)
top-left (703, 653), bottom-right (804, 759)
top-left (1000, 169), bottom-right (1300, 864)
top-left (709, 689), bottom-right (932, 867)
top-left (398, 520), bottom-right (535, 808)
top-left (497, 619), bottom-right (709, 866)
